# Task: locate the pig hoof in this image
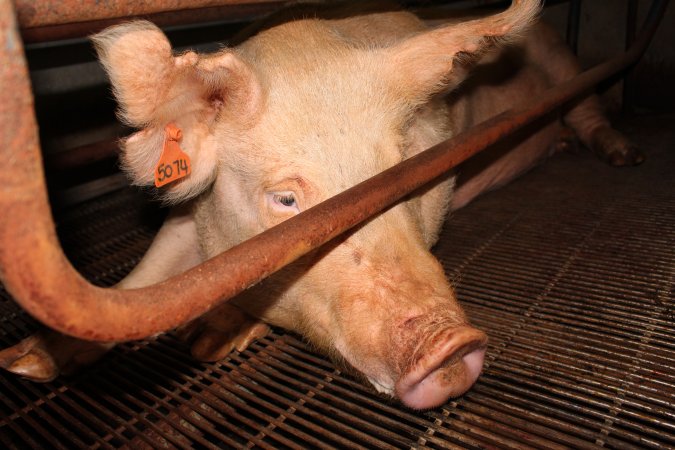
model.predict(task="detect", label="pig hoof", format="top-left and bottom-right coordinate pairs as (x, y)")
top-left (189, 322), bottom-right (270, 362)
top-left (590, 126), bottom-right (645, 166)
top-left (0, 331), bottom-right (113, 382)
top-left (551, 126), bottom-right (579, 154)
top-left (551, 135), bottom-right (579, 155)
top-left (0, 334), bottom-right (59, 382)
top-left (178, 306), bottom-right (270, 362)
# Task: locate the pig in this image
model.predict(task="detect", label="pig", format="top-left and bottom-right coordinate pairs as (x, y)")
top-left (0, 0), bottom-right (641, 409)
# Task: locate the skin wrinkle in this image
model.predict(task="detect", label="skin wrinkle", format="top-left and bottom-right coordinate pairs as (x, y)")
top-left (395, 305), bottom-right (467, 376)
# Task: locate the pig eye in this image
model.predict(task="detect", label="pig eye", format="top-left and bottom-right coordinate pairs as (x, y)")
top-left (275, 193), bottom-right (296, 207)
top-left (267, 191), bottom-right (300, 214)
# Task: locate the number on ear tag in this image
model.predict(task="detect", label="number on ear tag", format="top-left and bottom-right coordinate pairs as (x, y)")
top-left (154, 123), bottom-right (192, 188)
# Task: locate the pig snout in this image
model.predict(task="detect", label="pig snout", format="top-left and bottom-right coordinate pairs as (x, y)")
top-left (394, 324), bottom-right (487, 410)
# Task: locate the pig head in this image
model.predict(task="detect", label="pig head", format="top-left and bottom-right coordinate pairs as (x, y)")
top-left (89, 1), bottom-right (540, 409)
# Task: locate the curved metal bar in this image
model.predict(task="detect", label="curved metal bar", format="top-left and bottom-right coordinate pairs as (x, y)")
top-left (0, 0), bottom-right (668, 342)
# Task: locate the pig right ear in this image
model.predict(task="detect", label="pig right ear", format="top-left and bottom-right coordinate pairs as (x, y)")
top-left (92, 21), bottom-right (263, 202)
top-left (383, 0), bottom-right (540, 106)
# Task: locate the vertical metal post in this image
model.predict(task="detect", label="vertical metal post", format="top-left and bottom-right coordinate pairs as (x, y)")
top-left (566, 0), bottom-right (582, 54)
top-left (623, 0), bottom-right (639, 114)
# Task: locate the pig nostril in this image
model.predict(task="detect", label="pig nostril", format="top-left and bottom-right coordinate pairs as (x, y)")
top-left (395, 326), bottom-right (487, 410)
top-left (462, 346), bottom-right (486, 384)
top-left (437, 337), bottom-right (484, 370)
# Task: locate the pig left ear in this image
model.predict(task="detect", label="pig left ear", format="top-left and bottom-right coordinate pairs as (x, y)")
top-left (92, 21), bottom-right (264, 203)
top-left (384, 0), bottom-right (541, 105)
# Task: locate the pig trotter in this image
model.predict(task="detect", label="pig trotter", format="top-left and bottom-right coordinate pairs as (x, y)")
top-left (177, 304), bottom-right (270, 362)
top-left (590, 126), bottom-right (645, 166)
top-left (0, 333), bottom-right (58, 382)
top-left (0, 331), bottom-right (114, 382)
top-left (551, 126), bottom-right (580, 154)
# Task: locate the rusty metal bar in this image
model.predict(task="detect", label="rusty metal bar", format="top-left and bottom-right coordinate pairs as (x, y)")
top-left (15, 0), bottom-right (507, 43)
top-left (20, 3), bottom-right (286, 43)
top-left (45, 139), bottom-right (120, 172)
top-left (0, 0), bottom-right (668, 342)
top-left (14, 0), bottom-right (276, 29)
top-left (13, 0), bottom-right (548, 29)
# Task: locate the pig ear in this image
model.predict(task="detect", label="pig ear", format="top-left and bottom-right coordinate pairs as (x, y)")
top-left (92, 21), bottom-right (263, 203)
top-left (93, 21), bottom-right (191, 127)
top-left (385, 0), bottom-right (541, 104)
top-left (92, 20), bottom-right (262, 127)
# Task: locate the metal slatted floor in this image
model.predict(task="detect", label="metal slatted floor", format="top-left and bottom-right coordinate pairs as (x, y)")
top-left (0, 114), bottom-right (673, 448)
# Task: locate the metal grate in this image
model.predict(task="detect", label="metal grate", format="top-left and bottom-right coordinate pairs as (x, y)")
top-left (0, 115), bottom-right (673, 448)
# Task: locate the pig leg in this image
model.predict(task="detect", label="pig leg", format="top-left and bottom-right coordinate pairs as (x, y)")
top-left (0, 331), bottom-right (114, 382)
top-left (525, 22), bottom-right (644, 166)
top-left (176, 303), bottom-right (270, 362)
top-left (0, 204), bottom-right (270, 380)
top-left (0, 205), bottom-right (201, 381)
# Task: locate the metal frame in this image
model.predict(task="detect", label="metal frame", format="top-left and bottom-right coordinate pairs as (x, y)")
top-left (18, 0), bottom-right (580, 44)
top-left (0, 0), bottom-right (668, 342)
top-left (19, 2), bottom-right (286, 43)
top-left (566, 0), bottom-right (582, 53)
top-left (15, 0), bottom-right (276, 28)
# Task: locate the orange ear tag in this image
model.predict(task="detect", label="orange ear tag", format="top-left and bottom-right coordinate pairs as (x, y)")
top-left (154, 123), bottom-right (192, 188)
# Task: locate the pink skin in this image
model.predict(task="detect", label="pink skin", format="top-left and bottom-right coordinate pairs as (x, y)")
top-left (396, 327), bottom-right (487, 410)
